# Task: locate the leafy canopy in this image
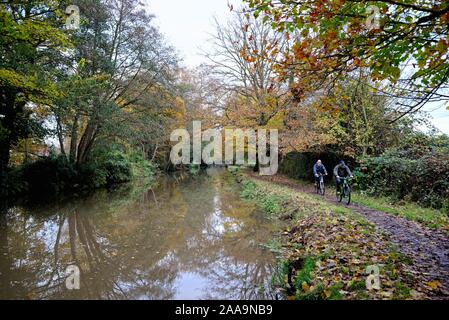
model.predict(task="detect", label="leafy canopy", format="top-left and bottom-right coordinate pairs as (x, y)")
top-left (244, 0), bottom-right (449, 116)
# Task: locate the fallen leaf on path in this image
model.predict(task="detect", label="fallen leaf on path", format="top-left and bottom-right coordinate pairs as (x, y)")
top-left (425, 280), bottom-right (441, 290)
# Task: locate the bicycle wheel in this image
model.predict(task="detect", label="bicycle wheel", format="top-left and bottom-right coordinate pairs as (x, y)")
top-left (338, 187), bottom-right (343, 202)
top-left (320, 181), bottom-right (325, 196)
top-left (345, 185), bottom-right (351, 205)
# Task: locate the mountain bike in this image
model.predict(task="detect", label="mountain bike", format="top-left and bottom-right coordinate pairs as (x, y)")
top-left (336, 177), bottom-right (352, 205)
top-left (315, 173), bottom-right (326, 196)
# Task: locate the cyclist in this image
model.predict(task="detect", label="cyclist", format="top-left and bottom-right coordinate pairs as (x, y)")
top-left (313, 160), bottom-right (328, 188)
top-left (334, 160), bottom-right (353, 194)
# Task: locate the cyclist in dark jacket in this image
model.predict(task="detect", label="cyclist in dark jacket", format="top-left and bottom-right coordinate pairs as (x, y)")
top-left (334, 160), bottom-right (353, 193)
top-left (313, 160), bottom-right (328, 186)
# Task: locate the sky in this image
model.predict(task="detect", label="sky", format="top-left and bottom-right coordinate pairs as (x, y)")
top-left (147, 0), bottom-right (239, 67)
top-left (146, 0), bottom-right (449, 134)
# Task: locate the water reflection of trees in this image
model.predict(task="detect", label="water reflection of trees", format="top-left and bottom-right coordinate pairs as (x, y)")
top-left (1, 171), bottom-right (277, 300)
top-left (172, 174), bottom-right (277, 300)
top-left (0, 184), bottom-right (181, 299)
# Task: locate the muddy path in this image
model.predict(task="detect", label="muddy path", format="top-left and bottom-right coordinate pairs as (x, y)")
top-left (248, 173), bottom-right (449, 299)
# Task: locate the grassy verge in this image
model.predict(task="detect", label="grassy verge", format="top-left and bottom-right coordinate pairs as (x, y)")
top-left (240, 176), bottom-right (427, 300)
top-left (351, 192), bottom-right (449, 234)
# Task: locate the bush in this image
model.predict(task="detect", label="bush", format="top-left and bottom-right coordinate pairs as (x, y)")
top-left (189, 164), bottom-right (200, 176)
top-left (5, 166), bottom-right (27, 197)
top-left (5, 146), bottom-right (156, 200)
top-left (355, 150), bottom-right (449, 210)
top-left (77, 160), bottom-right (108, 189)
top-left (127, 151), bottom-right (157, 178)
top-left (241, 180), bottom-right (257, 199)
top-left (87, 145), bottom-right (156, 185)
top-left (8, 156), bottom-right (77, 197)
top-left (103, 150), bottom-right (132, 184)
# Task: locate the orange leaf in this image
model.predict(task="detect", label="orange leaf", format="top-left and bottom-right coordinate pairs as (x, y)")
top-left (426, 280), bottom-right (441, 290)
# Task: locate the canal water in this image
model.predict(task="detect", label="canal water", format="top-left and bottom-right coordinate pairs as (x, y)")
top-left (0, 168), bottom-right (279, 299)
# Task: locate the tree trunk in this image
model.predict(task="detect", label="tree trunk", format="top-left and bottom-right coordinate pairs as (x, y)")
top-left (68, 212), bottom-right (78, 261)
top-left (253, 154), bottom-right (259, 173)
top-left (76, 122), bottom-right (97, 165)
top-left (70, 113), bottom-right (80, 163)
top-left (56, 116), bottom-right (67, 159)
top-left (253, 128), bottom-right (260, 173)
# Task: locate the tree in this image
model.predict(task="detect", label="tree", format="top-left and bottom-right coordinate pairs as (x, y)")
top-left (326, 71), bottom-right (407, 158)
top-left (283, 69), bottom-right (413, 160)
top-left (0, 0), bottom-right (70, 192)
top-left (245, 0), bottom-right (449, 120)
top-left (205, 9), bottom-right (290, 171)
top-left (205, 9), bottom-right (289, 128)
top-left (53, 0), bottom-right (178, 166)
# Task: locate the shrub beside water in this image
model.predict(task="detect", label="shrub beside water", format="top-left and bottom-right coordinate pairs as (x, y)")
top-left (5, 148), bottom-right (156, 200)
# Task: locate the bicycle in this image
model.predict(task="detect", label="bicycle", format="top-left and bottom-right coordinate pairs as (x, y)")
top-left (315, 173), bottom-right (326, 196)
top-left (336, 177), bottom-right (352, 205)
